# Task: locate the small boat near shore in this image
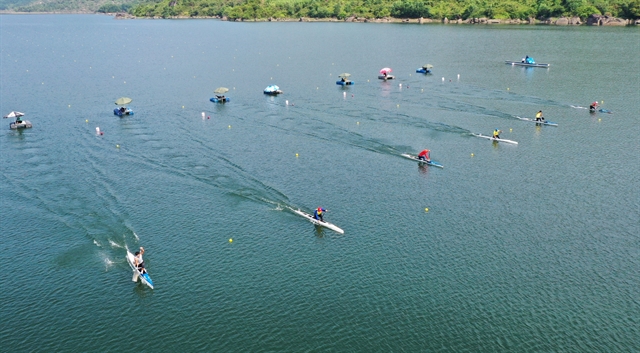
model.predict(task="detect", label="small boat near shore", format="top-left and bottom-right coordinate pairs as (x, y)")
top-left (505, 61), bottom-right (550, 68)
top-left (473, 133), bottom-right (518, 145)
top-left (516, 116), bottom-right (558, 126)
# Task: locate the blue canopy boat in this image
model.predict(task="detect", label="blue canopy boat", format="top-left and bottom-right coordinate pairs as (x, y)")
top-left (263, 85), bottom-right (283, 95)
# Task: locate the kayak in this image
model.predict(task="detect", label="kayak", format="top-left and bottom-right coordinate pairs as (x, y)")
top-left (516, 116), bottom-right (558, 126)
top-left (505, 61), bottom-right (550, 68)
top-left (473, 133), bottom-right (518, 145)
top-left (400, 153), bottom-right (444, 168)
top-left (126, 251), bottom-right (154, 289)
top-left (292, 209), bottom-right (344, 234)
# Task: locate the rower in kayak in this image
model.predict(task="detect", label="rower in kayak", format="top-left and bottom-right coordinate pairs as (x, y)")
top-left (535, 110), bottom-right (545, 122)
top-left (418, 149), bottom-right (431, 162)
top-left (589, 101), bottom-right (598, 112)
top-left (134, 247), bottom-right (147, 275)
top-left (493, 129), bottom-right (501, 139)
top-left (314, 207), bottom-right (326, 222)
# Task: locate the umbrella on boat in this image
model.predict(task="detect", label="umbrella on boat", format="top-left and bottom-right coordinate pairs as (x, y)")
top-left (214, 87), bottom-right (229, 94)
top-left (422, 64), bottom-right (434, 69)
top-left (338, 73), bottom-right (351, 78)
top-left (115, 97), bottom-right (132, 105)
top-left (3, 111), bottom-right (24, 119)
top-left (380, 68), bottom-right (392, 74)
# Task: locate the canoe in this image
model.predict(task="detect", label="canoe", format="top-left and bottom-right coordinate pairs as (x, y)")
top-left (505, 61), bottom-right (550, 68)
top-left (292, 209), bottom-right (344, 234)
top-left (400, 153), bottom-right (444, 168)
top-left (210, 97), bottom-right (230, 103)
top-left (9, 120), bottom-right (32, 129)
top-left (473, 133), bottom-right (518, 145)
top-left (516, 116), bottom-right (558, 126)
top-left (126, 251), bottom-right (154, 289)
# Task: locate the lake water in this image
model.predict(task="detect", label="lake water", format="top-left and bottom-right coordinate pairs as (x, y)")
top-left (1, 14), bottom-right (638, 352)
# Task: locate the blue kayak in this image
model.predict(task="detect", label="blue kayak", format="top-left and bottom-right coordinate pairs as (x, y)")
top-left (210, 97), bottom-right (230, 103)
top-left (401, 153), bottom-right (444, 168)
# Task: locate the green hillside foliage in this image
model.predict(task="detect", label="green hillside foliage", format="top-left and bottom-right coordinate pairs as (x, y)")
top-left (130, 0), bottom-right (640, 19)
top-left (1, 0), bottom-right (139, 12)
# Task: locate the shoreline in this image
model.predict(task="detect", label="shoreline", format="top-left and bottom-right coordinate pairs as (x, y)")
top-left (1, 11), bottom-right (637, 26)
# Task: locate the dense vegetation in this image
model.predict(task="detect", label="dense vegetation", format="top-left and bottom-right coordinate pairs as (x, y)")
top-left (130, 0), bottom-right (640, 20)
top-left (0, 0), bottom-right (137, 12)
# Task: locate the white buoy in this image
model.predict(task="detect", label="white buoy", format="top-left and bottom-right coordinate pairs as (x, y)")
top-left (285, 100), bottom-right (289, 106)
top-left (201, 112), bottom-right (205, 120)
top-left (457, 74), bottom-right (460, 80)
top-left (442, 77), bottom-right (445, 82)
top-left (343, 92), bottom-right (346, 98)
top-left (399, 83), bottom-right (402, 87)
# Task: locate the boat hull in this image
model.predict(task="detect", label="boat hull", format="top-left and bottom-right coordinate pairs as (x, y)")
top-left (10, 120), bottom-right (32, 129)
top-left (516, 116), bottom-right (558, 126)
top-left (400, 153), bottom-right (444, 168)
top-left (416, 68), bottom-right (431, 74)
top-left (210, 97), bottom-right (230, 103)
top-left (473, 133), bottom-right (518, 145)
top-left (113, 108), bottom-right (134, 116)
top-left (263, 90), bottom-right (283, 95)
top-left (505, 61), bottom-right (550, 68)
top-left (126, 251), bottom-right (154, 289)
top-left (336, 81), bottom-right (354, 85)
top-left (292, 209), bottom-right (344, 234)
top-left (378, 75), bottom-right (395, 80)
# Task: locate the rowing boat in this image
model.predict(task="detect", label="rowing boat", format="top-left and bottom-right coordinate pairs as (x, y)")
top-left (505, 61), bottom-right (550, 68)
top-left (126, 251), bottom-right (154, 289)
top-left (400, 153), bottom-right (444, 168)
top-left (292, 209), bottom-right (344, 234)
top-left (516, 116), bottom-right (558, 126)
top-left (473, 133), bottom-right (518, 145)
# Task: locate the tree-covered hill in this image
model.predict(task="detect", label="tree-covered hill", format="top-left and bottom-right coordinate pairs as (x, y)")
top-left (131, 0), bottom-right (639, 21)
top-left (0, 0), bottom-right (140, 12)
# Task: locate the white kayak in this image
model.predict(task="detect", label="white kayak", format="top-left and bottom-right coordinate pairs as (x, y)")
top-left (292, 209), bottom-right (344, 234)
top-left (400, 153), bottom-right (444, 168)
top-left (473, 133), bottom-right (518, 145)
top-left (126, 251), bottom-right (154, 289)
top-left (516, 116), bottom-right (558, 126)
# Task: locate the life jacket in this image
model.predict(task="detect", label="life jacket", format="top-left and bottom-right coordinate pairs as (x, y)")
top-left (493, 130), bottom-right (500, 137)
top-left (536, 112), bottom-right (542, 118)
top-left (419, 149), bottom-right (429, 157)
top-left (317, 208), bottom-right (323, 215)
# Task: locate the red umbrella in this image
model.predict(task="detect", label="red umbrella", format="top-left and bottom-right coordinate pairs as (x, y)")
top-left (380, 68), bottom-right (392, 74)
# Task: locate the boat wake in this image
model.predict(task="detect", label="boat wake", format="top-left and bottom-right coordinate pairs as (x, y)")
top-left (109, 240), bottom-right (123, 249)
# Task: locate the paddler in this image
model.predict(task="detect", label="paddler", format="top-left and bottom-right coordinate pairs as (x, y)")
top-left (134, 247), bottom-right (147, 275)
top-left (418, 149), bottom-right (431, 162)
top-left (314, 207), bottom-right (326, 222)
top-left (535, 110), bottom-right (544, 122)
top-left (493, 128), bottom-right (501, 139)
top-left (589, 101), bottom-right (598, 111)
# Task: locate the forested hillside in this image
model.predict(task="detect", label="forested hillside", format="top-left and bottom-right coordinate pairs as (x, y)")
top-left (130, 0), bottom-right (640, 20)
top-left (0, 0), bottom-right (138, 12)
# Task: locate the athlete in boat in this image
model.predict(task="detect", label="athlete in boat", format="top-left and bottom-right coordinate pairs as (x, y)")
top-left (418, 149), bottom-right (431, 162)
top-left (535, 110), bottom-right (545, 122)
top-left (314, 207), bottom-right (326, 222)
top-left (493, 129), bottom-right (501, 139)
top-left (134, 247), bottom-right (147, 275)
top-left (589, 101), bottom-right (598, 111)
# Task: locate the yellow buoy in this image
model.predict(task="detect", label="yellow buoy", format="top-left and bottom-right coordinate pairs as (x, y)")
top-left (295, 153), bottom-right (299, 157)
top-left (229, 238), bottom-right (233, 243)
top-left (357, 122), bottom-right (360, 125)
top-left (116, 144), bottom-right (120, 148)
top-left (507, 87), bottom-right (510, 91)
top-left (509, 128), bottom-right (512, 132)
top-left (68, 105), bottom-right (71, 108)
top-left (182, 106), bottom-right (184, 108)
top-left (421, 89), bottom-right (424, 92)
top-left (367, 80), bottom-right (370, 82)
top-left (124, 81), bottom-right (126, 84)
top-left (598, 118), bottom-right (601, 122)
top-left (228, 125), bottom-right (231, 129)
top-left (424, 208), bottom-right (429, 212)
top-left (471, 153), bottom-right (474, 157)
top-left (85, 119), bottom-right (88, 123)
top-left (397, 104), bottom-right (400, 108)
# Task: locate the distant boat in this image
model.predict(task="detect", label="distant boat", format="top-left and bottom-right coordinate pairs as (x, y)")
top-left (263, 85), bottom-right (283, 95)
top-left (416, 64), bottom-right (433, 74)
top-left (379, 67), bottom-right (394, 80)
top-left (114, 97), bottom-right (134, 116)
top-left (211, 87), bottom-right (230, 103)
top-left (4, 111), bottom-right (32, 129)
top-left (336, 73), bottom-right (354, 85)
top-left (505, 61), bottom-right (550, 68)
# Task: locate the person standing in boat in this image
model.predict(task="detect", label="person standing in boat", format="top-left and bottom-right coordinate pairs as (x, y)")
top-left (418, 149), bottom-right (431, 162)
top-left (134, 247), bottom-right (147, 275)
top-left (314, 207), bottom-right (326, 222)
top-left (535, 110), bottom-right (544, 122)
top-left (493, 129), bottom-right (501, 139)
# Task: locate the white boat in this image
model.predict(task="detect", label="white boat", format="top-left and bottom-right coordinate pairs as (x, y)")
top-left (292, 209), bottom-right (344, 234)
top-left (126, 251), bottom-right (154, 289)
top-left (473, 133), bottom-right (518, 145)
top-left (400, 153), bottom-right (444, 168)
top-left (516, 116), bottom-right (558, 126)
top-left (505, 61), bottom-right (550, 68)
